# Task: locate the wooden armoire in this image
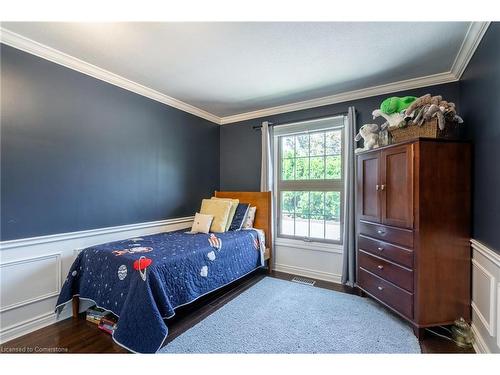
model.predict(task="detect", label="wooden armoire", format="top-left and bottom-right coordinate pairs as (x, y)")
top-left (356, 138), bottom-right (471, 338)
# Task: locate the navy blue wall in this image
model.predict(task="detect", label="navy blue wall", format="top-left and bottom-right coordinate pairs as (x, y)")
top-left (460, 23), bottom-right (500, 253)
top-left (1, 44), bottom-right (220, 241)
top-left (3, 23), bottom-right (498, 250)
top-left (220, 82), bottom-right (461, 191)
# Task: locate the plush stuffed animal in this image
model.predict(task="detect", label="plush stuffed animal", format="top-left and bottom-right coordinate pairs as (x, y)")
top-left (372, 109), bottom-right (405, 129)
top-left (380, 96), bottom-right (417, 115)
top-left (372, 96), bottom-right (417, 130)
top-left (404, 94), bottom-right (464, 130)
top-left (355, 124), bottom-right (380, 153)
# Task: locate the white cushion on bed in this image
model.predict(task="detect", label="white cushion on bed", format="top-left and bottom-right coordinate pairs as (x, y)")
top-left (242, 206), bottom-right (257, 229)
top-left (190, 212), bottom-right (214, 234)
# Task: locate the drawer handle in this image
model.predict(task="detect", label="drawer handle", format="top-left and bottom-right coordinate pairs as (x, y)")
top-left (377, 229), bottom-right (386, 235)
top-left (377, 247), bottom-right (384, 251)
top-left (377, 286), bottom-right (384, 291)
top-left (377, 265), bottom-right (384, 270)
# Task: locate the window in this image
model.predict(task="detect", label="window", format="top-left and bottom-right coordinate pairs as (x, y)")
top-left (275, 116), bottom-right (345, 243)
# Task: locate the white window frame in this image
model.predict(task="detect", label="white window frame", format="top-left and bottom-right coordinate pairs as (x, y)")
top-left (273, 115), bottom-right (347, 246)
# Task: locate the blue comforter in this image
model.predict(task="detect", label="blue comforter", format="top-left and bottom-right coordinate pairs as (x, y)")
top-left (55, 229), bottom-right (263, 353)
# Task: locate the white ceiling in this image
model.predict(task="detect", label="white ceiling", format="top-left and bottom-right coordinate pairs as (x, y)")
top-left (0, 22), bottom-right (480, 122)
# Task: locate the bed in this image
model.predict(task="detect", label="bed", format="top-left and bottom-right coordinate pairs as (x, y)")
top-left (55, 191), bottom-right (272, 353)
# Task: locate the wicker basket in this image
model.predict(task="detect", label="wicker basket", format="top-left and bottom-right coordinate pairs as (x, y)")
top-left (389, 117), bottom-right (460, 143)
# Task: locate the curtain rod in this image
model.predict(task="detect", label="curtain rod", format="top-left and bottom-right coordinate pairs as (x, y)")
top-left (251, 111), bottom-right (349, 130)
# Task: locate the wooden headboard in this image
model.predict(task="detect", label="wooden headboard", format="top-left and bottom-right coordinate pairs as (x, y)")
top-left (214, 191), bottom-right (272, 255)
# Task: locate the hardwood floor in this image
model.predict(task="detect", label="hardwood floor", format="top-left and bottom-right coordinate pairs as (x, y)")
top-left (0, 270), bottom-right (473, 354)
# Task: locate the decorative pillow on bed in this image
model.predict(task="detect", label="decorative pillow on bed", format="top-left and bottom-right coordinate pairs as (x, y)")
top-left (190, 213), bottom-right (214, 234)
top-left (200, 199), bottom-right (232, 233)
top-left (228, 203), bottom-right (250, 231)
top-left (242, 206), bottom-right (257, 229)
top-left (210, 197), bottom-right (239, 231)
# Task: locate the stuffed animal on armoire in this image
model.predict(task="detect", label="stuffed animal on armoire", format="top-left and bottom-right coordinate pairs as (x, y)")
top-left (355, 124), bottom-right (380, 153)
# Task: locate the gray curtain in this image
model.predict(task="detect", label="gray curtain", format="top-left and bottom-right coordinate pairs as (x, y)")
top-left (341, 107), bottom-right (357, 286)
top-left (260, 121), bottom-right (275, 269)
top-left (260, 121), bottom-right (273, 192)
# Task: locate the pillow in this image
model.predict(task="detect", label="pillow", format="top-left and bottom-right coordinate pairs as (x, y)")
top-left (211, 197), bottom-right (239, 231)
top-left (190, 213), bottom-right (214, 234)
top-left (200, 199), bottom-right (232, 233)
top-left (242, 206), bottom-right (257, 229)
top-left (229, 203), bottom-right (250, 231)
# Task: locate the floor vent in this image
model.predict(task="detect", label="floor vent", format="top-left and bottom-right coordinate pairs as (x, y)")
top-left (291, 276), bottom-right (316, 286)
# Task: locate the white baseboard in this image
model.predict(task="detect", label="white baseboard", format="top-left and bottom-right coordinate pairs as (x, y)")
top-left (274, 263), bottom-right (342, 284)
top-left (0, 216), bottom-right (193, 344)
top-left (471, 323), bottom-right (490, 354)
top-left (470, 239), bottom-right (500, 354)
top-left (0, 312), bottom-right (57, 344)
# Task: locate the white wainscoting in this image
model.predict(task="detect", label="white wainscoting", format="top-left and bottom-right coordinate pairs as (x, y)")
top-left (274, 238), bottom-right (343, 283)
top-left (471, 239), bottom-right (500, 353)
top-left (0, 216), bottom-right (193, 344)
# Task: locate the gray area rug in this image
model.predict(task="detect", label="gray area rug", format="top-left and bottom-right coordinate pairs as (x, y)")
top-left (160, 277), bottom-right (421, 353)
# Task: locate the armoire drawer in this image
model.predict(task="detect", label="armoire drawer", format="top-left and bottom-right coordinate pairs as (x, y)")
top-left (358, 235), bottom-right (413, 268)
top-left (358, 268), bottom-right (413, 319)
top-left (358, 221), bottom-right (413, 248)
top-left (358, 250), bottom-right (413, 292)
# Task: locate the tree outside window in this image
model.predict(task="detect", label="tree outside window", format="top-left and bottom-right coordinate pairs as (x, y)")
top-left (277, 126), bottom-right (344, 243)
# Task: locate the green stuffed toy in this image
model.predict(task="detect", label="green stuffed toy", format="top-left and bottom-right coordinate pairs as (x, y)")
top-left (380, 96), bottom-right (417, 115)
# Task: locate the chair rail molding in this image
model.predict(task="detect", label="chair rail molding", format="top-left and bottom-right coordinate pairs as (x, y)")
top-left (0, 216), bottom-right (193, 344)
top-left (470, 239), bottom-right (500, 354)
top-left (0, 216), bottom-right (194, 251)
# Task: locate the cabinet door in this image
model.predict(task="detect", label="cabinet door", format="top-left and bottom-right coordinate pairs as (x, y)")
top-left (380, 144), bottom-right (414, 228)
top-left (357, 151), bottom-right (381, 223)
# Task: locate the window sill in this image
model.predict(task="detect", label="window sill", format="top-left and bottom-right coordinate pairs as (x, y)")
top-left (275, 237), bottom-right (343, 254)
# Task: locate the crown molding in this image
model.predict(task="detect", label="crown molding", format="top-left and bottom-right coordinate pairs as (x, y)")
top-left (219, 71), bottom-right (458, 124)
top-left (219, 21), bottom-right (490, 125)
top-left (1, 22), bottom-right (490, 126)
top-left (450, 21), bottom-right (491, 79)
top-left (0, 27), bottom-right (221, 124)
